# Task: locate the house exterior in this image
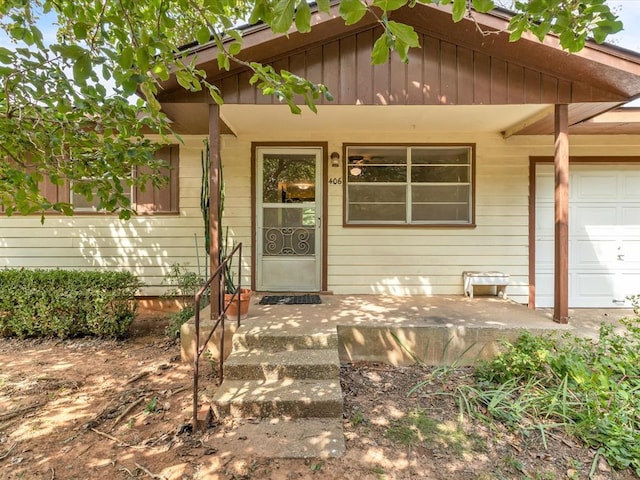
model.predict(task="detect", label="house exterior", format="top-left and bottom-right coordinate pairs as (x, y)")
top-left (2, 3), bottom-right (640, 322)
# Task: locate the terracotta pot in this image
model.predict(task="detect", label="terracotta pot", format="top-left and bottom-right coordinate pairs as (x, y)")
top-left (224, 288), bottom-right (253, 317)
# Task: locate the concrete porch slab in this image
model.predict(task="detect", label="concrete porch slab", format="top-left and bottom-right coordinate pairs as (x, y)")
top-left (181, 295), bottom-right (634, 365)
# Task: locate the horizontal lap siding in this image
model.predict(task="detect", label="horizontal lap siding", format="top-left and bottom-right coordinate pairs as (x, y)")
top-left (6, 131), bottom-right (640, 301)
top-left (236, 130), bottom-right (532, 302)
top-left (0, 137), bottom-right (209, 296)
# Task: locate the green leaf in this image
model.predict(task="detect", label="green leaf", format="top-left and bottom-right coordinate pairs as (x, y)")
top-left (0, 47), bottom-right (13, 64)
top-left (196, 26), bottom-right (210, 45)
top-left (228, 41), bottom-right (242, 56)
top-left (73, 22), bottom-right (88, 40)
top-left (372, 33), bottom-right (391, 64)
top-left (207, 84), bottom-right (224, 104)
top-left (372, 0), bottom-right (407, 12)
top-left (73, 53), bottom-right (92, 83)
top-left (339, 0), bottom-right (368, 25)
top-left (472, 0), bottom-right (494, 13)
top-left (387, 21), bottom-right (420, 47)
top-left (272, 0), bottom-right (296, 33)
top-left (451, 0), bottom-right (467, 22)
top-left (52, 44), bottom-right (86, 60)
top-left (295, 0), bottom-right (312, 33)
top-left (119, 46), bottom-right (134, 69)
top-left (316, 0), bottom-right (331, 13)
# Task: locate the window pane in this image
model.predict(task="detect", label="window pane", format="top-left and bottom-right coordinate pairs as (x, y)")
top-left (412, 185), bottom-right (470, 203)
top-left (347, 147), bottom-right (406, 165)
top-left (412, 203), bottom-right (470, 222)
top-left (411, 165), bottom-right (469, 183)
top-left (262, 154), bottom-right (315, 203)
top-left (72, 178), bottom-right (131, 211)
top-left (349, 203), bottom-right (406, 222)
top-left (348, 185), bottom-right (406, 222)
top-left (349, 185), bottom-right (405, 203)
top-left (412, 147), bottom-right (470, 165)
top-left (348, 166), bottom-right (406, 183)
top-left (263, 207), bottom-right (315, 227)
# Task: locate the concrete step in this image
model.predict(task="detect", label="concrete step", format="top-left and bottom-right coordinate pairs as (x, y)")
top-left (233, 325), bottom-right (338, 352)
top-left (223, 349), bottom-right (340, 381)
top-left (211, 378), bottom-right (343, 419)
top-left (210, 417), bottom-right (345, 459)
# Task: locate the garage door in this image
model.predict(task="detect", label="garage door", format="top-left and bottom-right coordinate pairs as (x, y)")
top-left (535, 164), bottom-right (640, 308)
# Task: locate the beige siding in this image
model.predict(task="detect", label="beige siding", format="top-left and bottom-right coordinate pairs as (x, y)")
top-left (220, 129), bottom-right (640, 305)
top-left (3, 125), bottom-right (640, 303)
top-left (0, 136), bottom-right (209, 295)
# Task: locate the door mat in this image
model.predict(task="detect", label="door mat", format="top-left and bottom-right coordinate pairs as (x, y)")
top-left (259, 294), bottom-right (322, 305)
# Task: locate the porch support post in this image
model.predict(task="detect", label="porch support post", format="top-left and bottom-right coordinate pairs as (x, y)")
top-left (209, 103), bottom-right (221, 318)
top-left (553, 104), bottom-right (569, 324)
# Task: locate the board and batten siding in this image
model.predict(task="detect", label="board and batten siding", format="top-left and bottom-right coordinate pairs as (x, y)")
top-left (0, 136), bottom-right (210, 296)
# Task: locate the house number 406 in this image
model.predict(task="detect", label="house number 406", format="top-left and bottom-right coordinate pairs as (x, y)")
top-left (328, 178), bottom-right (342, 185)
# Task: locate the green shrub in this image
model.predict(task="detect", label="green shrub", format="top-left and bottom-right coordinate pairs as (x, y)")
top-left (0, 269), bottom-right (142, 339)
top-left (471, 297), bottom-right (640, 475)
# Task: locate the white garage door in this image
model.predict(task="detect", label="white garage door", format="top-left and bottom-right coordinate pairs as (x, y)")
top-left (535, 164), bottom-right (640, 308)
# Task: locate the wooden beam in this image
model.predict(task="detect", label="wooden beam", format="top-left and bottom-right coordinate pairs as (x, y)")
top-left (502, 105), bottom-right (554, 138)
top-left (553, 104), bottom-right (569, 324)
top-left (209, 104), bottom-right (221, 318)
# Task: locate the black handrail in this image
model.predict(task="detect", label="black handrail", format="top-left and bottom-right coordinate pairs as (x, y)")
top-left (192, 242), bottom-right (243, 430)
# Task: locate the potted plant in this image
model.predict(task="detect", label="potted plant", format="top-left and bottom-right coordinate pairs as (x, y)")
top-left (201, 140), bottom-right (252, 318)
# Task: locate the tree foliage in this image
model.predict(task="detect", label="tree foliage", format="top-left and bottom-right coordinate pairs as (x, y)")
top-left (0, 0), bottom-right (623, 218)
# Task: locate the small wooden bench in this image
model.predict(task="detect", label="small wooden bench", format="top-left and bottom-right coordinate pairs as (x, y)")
top-left (463, 271), bottom-right (509, 299)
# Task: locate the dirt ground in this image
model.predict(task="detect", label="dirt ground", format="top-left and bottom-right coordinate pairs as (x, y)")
top-left (0, 312), bottom-right (637, 480)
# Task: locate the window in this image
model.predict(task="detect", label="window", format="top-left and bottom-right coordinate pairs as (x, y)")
top-left (69, 144), bottom-right (179, 214)
top-left (345, 145), bottom-right (474, 225)
top-left (72, 177), bottom-right (133, 212)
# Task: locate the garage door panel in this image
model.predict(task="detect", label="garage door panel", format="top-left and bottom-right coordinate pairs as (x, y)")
top-left (573, 238), bottom-right (619, 268)
top-left (535, 240), bottom-right (554, 269)
top-left (620, 239), bottom-right (640, 266)
top-left (574, 273), bottom-right (617, 307)
top-left (621, 172), bottom-right (640, 199)
top-left (535, 172), bottom-right (554, 198)
top-left (621, 206), bottom-right (640, 225)
top-left (618, 273), bottom-right (640, 302)
top-left (536, 206), bottom-right (554, 236)
top-left (535, 273), bottom-right (554, 305)
top-left (573, 206), bottom-right (618, 235)
top-left (573, 173), bottom-right (617, 201)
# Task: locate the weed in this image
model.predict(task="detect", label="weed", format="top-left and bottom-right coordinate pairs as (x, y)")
top-left (162, 263), bottom-right (203, 338)
top-left (145, 396), bottom-right (158, 413)
top-left (205, 350), bottom-right (219, 374)
top-left (466, 297), bottom-right (640, 476)
top-left (351, 409), bottom-right (365, 426)
top-left (503, 454), bottom-right (525, 474)
top-left (310, 462), bottom-right (323, 472)
top-left (372, 466), bottom-right (385, 478)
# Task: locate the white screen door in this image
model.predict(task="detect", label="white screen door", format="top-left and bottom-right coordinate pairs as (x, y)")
top-left (256, 147), bottom-right (323, 291)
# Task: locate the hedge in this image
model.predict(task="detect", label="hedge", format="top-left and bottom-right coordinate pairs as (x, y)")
top-left (0, 269), bottom-right (142, 338)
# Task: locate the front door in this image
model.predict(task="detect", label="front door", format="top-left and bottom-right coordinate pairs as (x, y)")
top-left (256, 147), bottom-right (323, 291)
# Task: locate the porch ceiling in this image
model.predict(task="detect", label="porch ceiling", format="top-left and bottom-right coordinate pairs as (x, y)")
top-left (216, 104), bottom-right (549, 136)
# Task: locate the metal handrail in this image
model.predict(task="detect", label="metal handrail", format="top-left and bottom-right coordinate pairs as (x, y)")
top-left (192, 242), bottom-right (243, 430)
